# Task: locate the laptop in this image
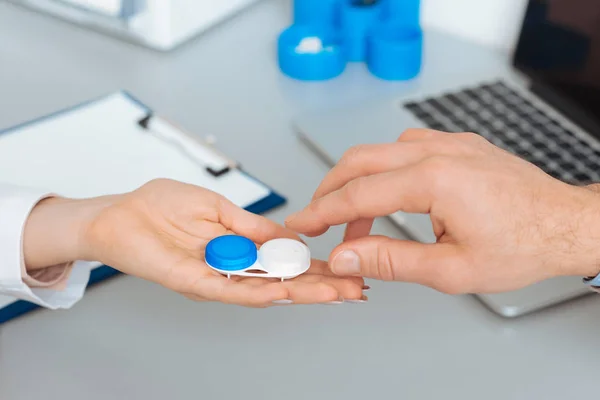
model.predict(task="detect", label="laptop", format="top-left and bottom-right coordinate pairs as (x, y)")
top-left (293, 0), bottom-right (600, 318)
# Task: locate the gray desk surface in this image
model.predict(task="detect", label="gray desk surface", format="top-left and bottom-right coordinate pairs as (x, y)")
top-left (1, 1), bottom-right (600, 399)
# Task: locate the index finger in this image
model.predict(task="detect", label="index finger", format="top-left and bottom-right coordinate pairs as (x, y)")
top-left (311, 136), bottom-right (458, 202)
top-left (287, 164), bottom-right (434, 236)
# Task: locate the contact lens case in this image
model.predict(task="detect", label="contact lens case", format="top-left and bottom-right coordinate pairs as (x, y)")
top-left (205, 235), bottom-right (311, 280)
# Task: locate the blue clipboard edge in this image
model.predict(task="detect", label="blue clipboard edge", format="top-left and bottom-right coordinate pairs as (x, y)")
top-left (0, 91), bottom-right (287, 325)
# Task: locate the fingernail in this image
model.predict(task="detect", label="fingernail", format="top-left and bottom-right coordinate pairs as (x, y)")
top-left (324, 296), bottom-right (344, 305)
top-left (347, 295), bottom-right (369, 304)
top-left (362, 285), bottom-right (371, 291)
top-left (332, 250), bottom-right (361, 275)
top-left (272, 299), bottom-right (294, 305)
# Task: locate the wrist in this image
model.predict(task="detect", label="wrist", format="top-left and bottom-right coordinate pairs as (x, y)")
top-left (560, 184), bottom-right (600, 278)
top-left (23, 195), bottom-right (120, 270)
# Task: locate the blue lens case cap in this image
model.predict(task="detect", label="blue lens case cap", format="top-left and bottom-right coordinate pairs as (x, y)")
top-left (205, 235), bottom-right (257, 271)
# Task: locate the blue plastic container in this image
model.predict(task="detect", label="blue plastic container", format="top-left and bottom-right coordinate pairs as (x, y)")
top-left (340, 0), bottom-right (386, 62)
top-left (366, 21), bottom-right (423, 80)
top-left (278, 0), bottom-right (422, 81)
top-left (293, 0), bottom-right (341, 27)
top-left (386, 0), bottom-right (421, 26)
top-left (278, 24), bottom-right (346, 81)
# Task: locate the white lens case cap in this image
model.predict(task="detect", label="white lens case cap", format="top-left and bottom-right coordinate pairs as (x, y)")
top-left (205, 235), bottom-right (311, 280)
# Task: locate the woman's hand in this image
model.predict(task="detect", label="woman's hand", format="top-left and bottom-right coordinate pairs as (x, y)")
top-left (23, 179), bottom-right (366, 306)
top-left (286, 129), bottom-right (600, 295)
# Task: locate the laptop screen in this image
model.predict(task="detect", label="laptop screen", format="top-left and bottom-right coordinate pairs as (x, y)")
top-left (513, 0), bottom-right (600, 136)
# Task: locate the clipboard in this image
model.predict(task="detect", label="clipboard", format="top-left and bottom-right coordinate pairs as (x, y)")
top-left (0, 91), bottom-right (286, 324)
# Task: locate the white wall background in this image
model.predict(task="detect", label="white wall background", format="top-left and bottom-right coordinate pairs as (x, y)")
top-left (420, 0), bottom-right (529, 51)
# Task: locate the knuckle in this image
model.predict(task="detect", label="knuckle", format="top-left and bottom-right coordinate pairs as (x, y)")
top-left (421, 156), bottom-right (454, 190)
top-left (454, 131), bottom-right (481, 141)
top-left (375, 239), bottom-right (400, 281)
top-left (215, 195), bottom-right (232, 215)
top-left (397, 128), bottom-right (430, 141)
top-left (453, 132), bottom-right (490, 152)
top-left (309, 193), bottom-right (327, 215)
top-left (423, 155), bottom-right (450, 172)
top-left (340, 144), bottom-right (367, 166)
top-left (397, 128), bottom-right (419, 140)
top-left (344, 178), bottom-right (365, 211)
top-left (142, 177), bottom-right (171, 189)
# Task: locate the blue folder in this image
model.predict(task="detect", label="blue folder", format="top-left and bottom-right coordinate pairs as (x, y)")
top-left (0, 91), bottom-right (286, 324)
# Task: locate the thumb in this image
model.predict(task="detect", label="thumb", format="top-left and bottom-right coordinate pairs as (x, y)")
top-left (329, 236), bottom-right (469, 292)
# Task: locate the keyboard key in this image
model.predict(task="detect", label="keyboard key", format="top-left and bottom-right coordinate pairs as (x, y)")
top-left (542, 129), bottom-right (562, 140)
top-left (547, 170), bottom-right (563, 180)
top-left (533, 145), bottom-right (550, 156)
top-left (528, 111), bottom-right (550, 122)
top-left (413, 109), bottom-right (433, 120)
top-left (548, 118), bottom-right (563, 127)
top-left (442, 93), bottom-right (463, 106)
top-left (504, 94), bottom-right (525, 105)
top-left (544, 150), bottom-right (562, 160)
top-left (567, 131), bottom-right (592, 147)
top-left (487, 100), bottom-right (504, 110)
top-left (446, 124), bottom-right (465, 133)
top-left (428, 122), bottom-right (447, 131)
top-left (420, 116), bottom-right (440, 126)
top-left (504, 130), bottom-right (520, 140)
top-left (458, 98), bottom-right (481, 111)
top-left (501, 139), bottom-right (519, 149)
top-left (560, 172), bottom-right (574, 182)
top-left (448, 119), bottom-right (469, 130)
top-left (478, 92), bottom-right (495, 104)
top-left (493, 81), bottom-right (516, 94)
top-left (425, 98), bottom-right (453, 115)
top-left (570, 150), bottom-right (589, 161)
top-left (559, 161), bottom-right (577, 172)
top-left (573, 172), bottom-right (593, 183)
top-left (404, 102), bottom-right (419, 110)
top-left (503, 121), bottom-right (520, 131)
top-left (515, 147), bottom-right (534, 159)
top-left (463, 89), bottom-right (479, 98)
top-left (489, 119), bottom-right (507, 131)
top-left (583, 155), bottom-right (600, 168)
top-left (527, 121), bottom-right (548, 132)
top-left (554, 136), bottom-right (578, 149)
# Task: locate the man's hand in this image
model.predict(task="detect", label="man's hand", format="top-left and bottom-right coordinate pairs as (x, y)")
top-left (286, 129), bottom-right (600, 294)
top-left (23, 179), bottom-right (366, 306)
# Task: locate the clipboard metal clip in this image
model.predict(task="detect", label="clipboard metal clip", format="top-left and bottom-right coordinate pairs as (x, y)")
top-left (138, 113), bottom-right (239, 177)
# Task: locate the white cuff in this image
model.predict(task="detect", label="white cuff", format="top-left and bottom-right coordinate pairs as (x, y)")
top-left (0, 184), bottom-right (91, 309)
top-left (27, 260), bottom-right (95, 309)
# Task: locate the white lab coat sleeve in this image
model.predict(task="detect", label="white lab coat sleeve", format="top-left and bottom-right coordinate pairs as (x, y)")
top-left (0, 183), bottom-right (94, 309)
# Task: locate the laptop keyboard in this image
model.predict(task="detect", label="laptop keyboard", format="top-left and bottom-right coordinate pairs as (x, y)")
top-left (403, 80), bottom-right (600, 185)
